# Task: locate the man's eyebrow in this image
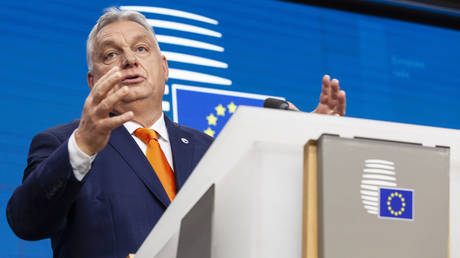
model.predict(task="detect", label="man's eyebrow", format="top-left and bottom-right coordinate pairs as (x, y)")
top-left (131, 34), bottom-right (154, 44)
top-left (98, 40), bottom-right (118, 49)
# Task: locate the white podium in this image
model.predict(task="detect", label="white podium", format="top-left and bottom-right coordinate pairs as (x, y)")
top-left (134, 106), bottom-right (460, 258)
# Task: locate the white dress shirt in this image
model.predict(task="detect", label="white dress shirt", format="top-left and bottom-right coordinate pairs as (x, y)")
top-left (68, 113), bottom-right (174, 181)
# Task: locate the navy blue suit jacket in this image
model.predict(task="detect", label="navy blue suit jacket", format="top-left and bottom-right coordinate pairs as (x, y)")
top-left (7, 115), bottom-right (213, 257)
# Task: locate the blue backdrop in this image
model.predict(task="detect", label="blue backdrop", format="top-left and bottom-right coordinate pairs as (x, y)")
top-left (1, 0), bottom-right (460, 256)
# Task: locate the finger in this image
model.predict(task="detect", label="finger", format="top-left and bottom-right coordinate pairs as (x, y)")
top-left (91, 70), bottom-right (122, 104)
top-left (95, 86), bottom-right (130, 117)
top-left (320, 74), bottom-right (331, 105)
top-left (91, 67), bottom-right (122, 104)
top-left (287, 101), bottom-right (300, 111)
top-left (100, 111), bottom-right (134, 131)
top-left (329, 79), bottom-right (339, 109)
top-left (91, 66), bottom-right (119, 92)
top-left (337, 90), bottom-right (346, 116)
top-left (330, 79), bottom-right (339, 99)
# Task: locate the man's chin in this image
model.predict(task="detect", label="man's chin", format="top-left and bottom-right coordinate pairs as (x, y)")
top-left (120, 95), bottom-right (141, 104)
top-left (119, 92), bottom-right (152, 105)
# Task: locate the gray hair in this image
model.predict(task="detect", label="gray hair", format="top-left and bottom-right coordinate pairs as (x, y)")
top-left (86, 7), bottom-right (159, 71)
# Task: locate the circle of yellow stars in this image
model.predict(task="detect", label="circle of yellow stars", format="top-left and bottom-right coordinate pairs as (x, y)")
top-left (204, 102), bottom-right (238, 137)
top-left (387, 192), bottom-right (406, 216)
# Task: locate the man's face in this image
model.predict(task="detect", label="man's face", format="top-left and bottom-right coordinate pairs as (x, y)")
top-left (88, 20), bottom-right (168, 112)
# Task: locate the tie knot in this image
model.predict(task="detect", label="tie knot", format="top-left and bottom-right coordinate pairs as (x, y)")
top-left (134, 128), bottom-right (158, 144)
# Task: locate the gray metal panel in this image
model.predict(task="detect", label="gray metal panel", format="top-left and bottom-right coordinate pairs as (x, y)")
top-left (177, 185), bottom-right (215, 258)
top-left (317, 135), bottom-right (449, 258)
top-left (154, 231), bottom-right (179, 258)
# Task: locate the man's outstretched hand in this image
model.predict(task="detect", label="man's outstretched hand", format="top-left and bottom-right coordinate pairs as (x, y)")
top-left (312, 75), bottom-right (346, 116)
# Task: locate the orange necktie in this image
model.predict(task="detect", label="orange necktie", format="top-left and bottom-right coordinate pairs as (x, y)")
top-left (134, 128), bottom-right (176, 201)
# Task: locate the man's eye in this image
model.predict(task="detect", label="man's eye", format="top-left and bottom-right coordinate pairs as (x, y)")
top-left (137, 46), bottom-right (146, 52)
top-left (105, 52), bottom-right (117, 60)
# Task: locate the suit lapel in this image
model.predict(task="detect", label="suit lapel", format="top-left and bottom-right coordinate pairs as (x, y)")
top-left (108, 125), bottom-right (171, 208)
top-left (165, 116), bottom-right (195, 191)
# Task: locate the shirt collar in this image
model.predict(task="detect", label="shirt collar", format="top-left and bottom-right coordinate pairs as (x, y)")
top-left (124, 113), bottom-right (170, 142)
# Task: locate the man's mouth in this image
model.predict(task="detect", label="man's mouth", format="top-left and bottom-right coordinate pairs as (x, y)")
top-left (121, 74), bottom-right (145, 84)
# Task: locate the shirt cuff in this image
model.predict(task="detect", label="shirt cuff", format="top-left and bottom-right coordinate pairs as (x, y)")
top-left (68, 130), bottom-right (97, 181)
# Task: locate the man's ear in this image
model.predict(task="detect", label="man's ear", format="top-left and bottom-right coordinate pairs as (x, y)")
top-left (162, 55), bottom-right (169, 82)
top-left (87, 72), bottom-right (94, 89)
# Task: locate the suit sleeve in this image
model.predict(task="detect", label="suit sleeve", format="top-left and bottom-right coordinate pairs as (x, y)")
top-left (6, 130), bottom-right (84, 241)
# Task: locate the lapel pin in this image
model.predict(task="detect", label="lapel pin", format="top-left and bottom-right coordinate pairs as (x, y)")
top-left (181, 138), bottom-right (189, 144)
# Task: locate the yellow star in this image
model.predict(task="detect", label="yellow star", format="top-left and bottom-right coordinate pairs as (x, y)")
top-left (204, 127), bottom-right (215, 137)
top-left (215, 104), bottom-right (226, 116)
top-left (227, 102), bottom-right (237, 113)
top-left (206, 113), bottom-right (218, 126)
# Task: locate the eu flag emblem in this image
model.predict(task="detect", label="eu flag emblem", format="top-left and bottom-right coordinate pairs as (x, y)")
top-left (173, 84), bottom-right (282, 138)
top-left (379, 188), bottom-right (414, 220)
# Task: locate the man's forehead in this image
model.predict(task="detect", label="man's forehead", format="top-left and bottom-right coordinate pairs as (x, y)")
top-left (96, 20), bottom-right (153, 45)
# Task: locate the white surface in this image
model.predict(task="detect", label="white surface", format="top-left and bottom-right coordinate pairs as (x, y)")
top-left (136, 106), bottom-right (460, 258)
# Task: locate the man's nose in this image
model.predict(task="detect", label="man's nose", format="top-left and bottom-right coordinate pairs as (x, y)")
top-left (121, 51), bottom-right (138, 69)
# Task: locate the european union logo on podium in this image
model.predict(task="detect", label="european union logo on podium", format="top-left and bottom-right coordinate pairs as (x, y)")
top-left (173, 85), bottom-right (280, 138)
top-left (379, 187), bottom-right (414, 220)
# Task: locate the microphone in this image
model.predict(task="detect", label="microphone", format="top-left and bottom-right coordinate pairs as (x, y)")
top-left (263, 98), bottom-right (296, 111)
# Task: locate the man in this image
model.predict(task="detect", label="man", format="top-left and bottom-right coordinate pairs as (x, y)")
top-left (7, 8), bottom-right (346, 258)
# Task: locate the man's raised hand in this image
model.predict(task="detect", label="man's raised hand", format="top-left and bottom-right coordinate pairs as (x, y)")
top-left (75, 67), bottom-right (134, 155)
top-left (312, 75), bottom-right (346, 116)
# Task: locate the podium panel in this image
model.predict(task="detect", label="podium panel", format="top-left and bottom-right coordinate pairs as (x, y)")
top-left (309, 135), bottom-right (449, 258)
